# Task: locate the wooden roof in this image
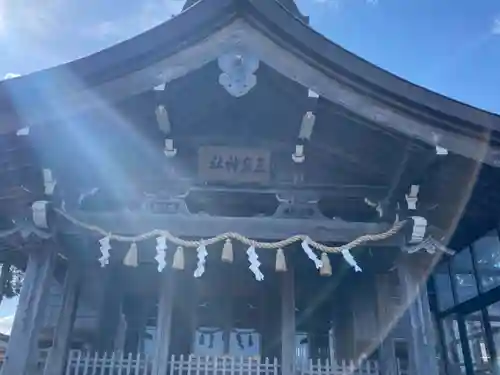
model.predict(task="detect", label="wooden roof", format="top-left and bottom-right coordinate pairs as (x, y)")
top-left (0, 0), bottom-right (499, 164)
top-left (0, 0), bottom-right (498, 252)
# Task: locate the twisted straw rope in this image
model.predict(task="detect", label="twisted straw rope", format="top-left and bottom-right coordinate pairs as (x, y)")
top-left (55, 208), bottom-right (406, 253)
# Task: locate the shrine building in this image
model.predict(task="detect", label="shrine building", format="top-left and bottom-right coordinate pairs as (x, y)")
top-left (0, 1), bottom-right (500, 375)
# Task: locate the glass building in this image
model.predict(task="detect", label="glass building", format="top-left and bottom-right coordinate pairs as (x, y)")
top-left (430, 230), bottom-right (500, 375)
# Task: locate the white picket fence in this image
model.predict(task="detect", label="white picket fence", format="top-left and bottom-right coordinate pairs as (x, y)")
top-left (63, 351), bottom-right (380, 375)
top-left (65, 350), bottom-right (150, 375)
top-left (298, 358), bottom-right (378, 375)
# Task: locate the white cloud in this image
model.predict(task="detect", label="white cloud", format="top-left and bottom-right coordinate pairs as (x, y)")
top-left (0, 0), bottom-right (64, 40)
top-left (0, 315), bottom-right (14, 335)
top-left (0, 0), bottom-right (5, 36)
top-left (4, 72), bottom-right (20, 79)
top-left (83, 0), bottom-right (186, 42)
top-left (492, 17), bottom-right (500, 35)
top-left (312, 0), bottom-right (378, 6)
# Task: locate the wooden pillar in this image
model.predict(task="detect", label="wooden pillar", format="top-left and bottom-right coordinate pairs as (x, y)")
top-left (398, 255), bottom-right (439, 375)
top-left (123, 295), bottom-right (150, 354)
top-left (222, 267), bottom-right (232, 354)
top-left (43, 262), bottom-right (81, 375)
top-left (0, 245), bottom-right (56, 375)
top-left (96, 266), bottom-right (124, 353)
top-left (170, 271), bottom-right (196, 356)
top-left (281, 268), bottom-right (296, 375)
top-left (261, 277), bottom-right (281, 359)
top-left (152, 269), bottom-right (175, 375)
top-left (332, 287), bottom-right (356, 360)
top-left (375, 274), bottom-right (398, 375)
top-left (113, 312), bottom-right (127, 352)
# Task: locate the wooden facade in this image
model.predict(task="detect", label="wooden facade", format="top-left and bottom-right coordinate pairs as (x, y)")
top-left (1, 0), bottom-right (500, 374)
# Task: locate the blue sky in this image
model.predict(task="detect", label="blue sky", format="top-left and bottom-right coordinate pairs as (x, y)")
top-left (0, 0), bottom-right (499, 331)
top-left (0, 0), bottom-right (499, 113)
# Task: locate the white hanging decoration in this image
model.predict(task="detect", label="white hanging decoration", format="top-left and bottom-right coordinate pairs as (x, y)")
top-left (405, 185), bottom-right (419, 210)
top-left (409, 216), bottom-right (427, 244)
top-left (155, 104), bottom-right (172, 134)
top-left (298, 111), bottom-right (316, 140)
top-left (364, 198), bottom-right (383, 218)
top-left (98, 236), bottom-right (111, 267)
top-left (154, 83), bottom-right (166, 91)
top-left (301, 238), bottom-right (323, 269)
top-left (403, 236), bottom-right (455, 255)
top-left (78, 187), bottom-right (99, 207)
top-left (43, 169), bottom-right (57, 196)
top-left (433, 133), bottom-right (448, 155)
top-left (163, 138), bottom-right (177, 158)
top-left (32, 201), bottom-right (49, 229)
top-left (194, 242), bottom-right (208, 278)
top-left (123, 243), bottom-right (139, 267)
top-left (341, 249), bottom-right (362, 272)
top-left (308, 89), bottom-right (319, 98)
top-left (435, 145), bottom-right (448, 156)
top-left (292, 144), bottom-right (305, 163)
top-left (155, 235), bottom-right (168, 272)
top-left (246, 246), bottom-right (264, 281)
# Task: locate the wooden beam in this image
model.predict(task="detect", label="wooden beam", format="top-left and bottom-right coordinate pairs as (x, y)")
top-left (184, 184), bottom-right (389, 200)
top-left (0, 244), bottom-right (56, 375)
top-left (56, 210), bottom-right (407, 245)
top-left (43, 261), bottom-right (81, 375)
top-left (281, 269), bottom-right (296, 375)
top-left (152, 269), bottom-right (175, 375)
top-left (397, 255), bottom-right (439, 375)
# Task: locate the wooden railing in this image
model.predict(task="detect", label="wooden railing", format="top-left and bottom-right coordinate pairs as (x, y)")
top-left (63, 351), bottom-right (380, 375)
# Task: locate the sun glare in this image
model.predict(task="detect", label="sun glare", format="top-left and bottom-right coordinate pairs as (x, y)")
top-left (0, 0), bottom-right (5, 37)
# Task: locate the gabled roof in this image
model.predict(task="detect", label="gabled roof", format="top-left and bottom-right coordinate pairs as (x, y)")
top-left (1, 0), bottom-right (500, 166)
top-left (183, 0), bottom-right (308, 22)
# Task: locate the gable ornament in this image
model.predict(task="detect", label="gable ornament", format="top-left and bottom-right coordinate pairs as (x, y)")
top-left (218, 50), bottom-right (259, 97)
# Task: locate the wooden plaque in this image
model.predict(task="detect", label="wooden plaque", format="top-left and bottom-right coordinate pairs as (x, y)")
top-left (198, 146), bottom-right (271, 183)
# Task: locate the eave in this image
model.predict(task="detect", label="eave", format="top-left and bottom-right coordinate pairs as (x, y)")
top-left (0, 0), bottom-right (499, 166)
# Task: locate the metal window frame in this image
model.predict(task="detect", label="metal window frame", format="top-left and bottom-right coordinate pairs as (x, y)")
top-left (430, 227), bottom-right (500, 375)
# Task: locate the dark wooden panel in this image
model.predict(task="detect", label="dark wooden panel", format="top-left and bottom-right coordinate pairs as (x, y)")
top-left (55, 210), bottom-right (407, 245)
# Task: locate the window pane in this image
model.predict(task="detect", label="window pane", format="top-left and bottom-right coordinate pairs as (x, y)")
top-left (487, 302), bottom-right (500, 368)
top-left (463, 311), bottom-right (493, 374)
top-left (473, 232), bottom-right (500, 292)
top-left (442, 315), bottom-right (466, 375)
top-left (434, 263), bottom-right (455, 311)
top-left (451, 248), bottom-right (478, 303)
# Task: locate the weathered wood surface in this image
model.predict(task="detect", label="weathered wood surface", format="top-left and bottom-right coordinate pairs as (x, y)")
top-left (375, 274), bottom-right (398, 375)
top-left (1, 15), bottom-right (498, 166)
top-left (57, 210), bottom-right (407, 245)
top-left (152, 269), bottom-right (175, 375)
top-left (281, 269), bottom-right (296, 375)
top-left (397, 255), bottom-right (439, 375)
top-left (0, 245), bottom-right (56, 375)
top-left (43, 262), bottom-right (81, 375)
top-left (96, 266), bottom-right (123, 353)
